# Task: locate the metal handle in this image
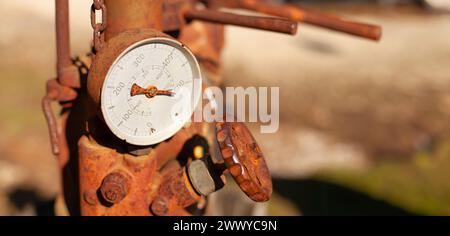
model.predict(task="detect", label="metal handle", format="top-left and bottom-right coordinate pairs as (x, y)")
top-left (55, 0), bottom-right (72, 75)
top-left (184, 9), bottom-right (298, 35)
top-left (237, 1), bottom-right (382, 40)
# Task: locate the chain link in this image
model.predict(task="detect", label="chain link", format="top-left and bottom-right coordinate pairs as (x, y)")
top-left (91, 0), bottom-right (107, 52)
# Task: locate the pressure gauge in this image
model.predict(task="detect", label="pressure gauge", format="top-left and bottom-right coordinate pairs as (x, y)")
top-left (88, 29), bottom-right (202, 146)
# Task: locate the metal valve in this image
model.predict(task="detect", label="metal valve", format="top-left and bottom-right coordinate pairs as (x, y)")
top-left (187, 120), bottom-right (272, 202)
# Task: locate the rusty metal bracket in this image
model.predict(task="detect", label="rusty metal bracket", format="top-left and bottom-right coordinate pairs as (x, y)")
top-left (43, 0), bottom-right (80, 156)
top-left (42, 78), bottom-right (78, 155)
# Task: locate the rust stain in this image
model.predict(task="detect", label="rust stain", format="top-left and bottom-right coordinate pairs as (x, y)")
top-left (45, 0), bottom-right (382, 215)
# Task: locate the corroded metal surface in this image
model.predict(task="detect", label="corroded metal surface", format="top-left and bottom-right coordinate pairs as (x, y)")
top-left (78, 134), bottom-right (158, 215)
top-left (91, 0), bottom-right (107, 51)
top-left (162, 0), bottom-right (196, 32)
top-left (42, 78), bottom-right (77, 155)
top-left (78, 114), bottom-right (210, 215)
top-left (45, 0), bottom-right (383, 216)
top-left (43, 0), bottom-right (80, 157)
top-left (100, 171), bottom-right (131, 204)
top-left (104, 0), bottom-right (163, 40)
top-left (184, 9), bottom-right (297, 35)
top-left (207, 0), bottom-right (382, 40)
top-left (151, 163), bottom-right (201, 216)
top-left (130, 84), bottom-right (175, 98)
top-left (216, 120), bottom-right (272, 202)
top-left (239, 1), bottom-right (381, 40)
top-left (178, 21), bottom-right (225, 85)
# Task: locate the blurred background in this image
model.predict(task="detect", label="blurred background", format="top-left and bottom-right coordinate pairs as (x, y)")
top-left (1, 0), bottom-right (450, 215)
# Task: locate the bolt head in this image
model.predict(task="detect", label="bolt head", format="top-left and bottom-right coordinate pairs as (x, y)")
top-left (100, 171), bottom-right (130, 204)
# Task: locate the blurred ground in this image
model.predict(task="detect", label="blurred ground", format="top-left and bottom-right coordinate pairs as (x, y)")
top-left (1, 1), bottom-right (450, 215)
top-left (224, 3), bottom-right (450, 215)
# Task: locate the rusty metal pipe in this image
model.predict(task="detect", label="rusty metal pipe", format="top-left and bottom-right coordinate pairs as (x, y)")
top-left (55, 0), bottom-right (72, 75)
top-left (104, 0), bottom-right (163, 41)
top-left (184, 9), bottom-right (297, 35)
top-left (235, 1), bottom-right (381, 40)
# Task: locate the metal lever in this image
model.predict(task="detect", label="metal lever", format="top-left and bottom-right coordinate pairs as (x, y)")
top-left (184, 9), bottom-right (298, 35)
top-left (207, 0), bottom-right (381, 40)
top-left (43, 0), bottom-right (79, 155)
top-left (241, 2), bottom-right (382, 40)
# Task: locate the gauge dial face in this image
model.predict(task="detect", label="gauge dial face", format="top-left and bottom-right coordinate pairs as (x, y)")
top-left (101, 38), bottom-right (202, 146)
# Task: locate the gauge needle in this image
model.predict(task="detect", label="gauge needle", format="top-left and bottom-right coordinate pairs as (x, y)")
top-left (130, 83), bottom-right (175, 98)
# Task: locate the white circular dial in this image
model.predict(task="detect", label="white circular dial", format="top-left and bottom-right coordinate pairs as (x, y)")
top-left (101, 38), bottom-right (202, 146)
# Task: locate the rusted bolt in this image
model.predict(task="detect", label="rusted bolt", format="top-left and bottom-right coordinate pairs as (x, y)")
top-left (151, 197), bottom-right (169, 216)
top-left (100, 171), bottom-right (131, 204)
top-left (83, 189), bottom-right (98, 206)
